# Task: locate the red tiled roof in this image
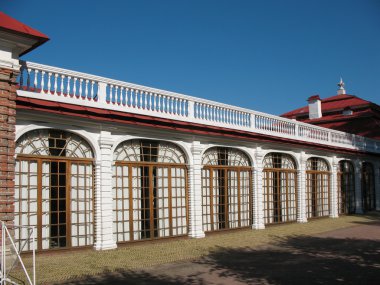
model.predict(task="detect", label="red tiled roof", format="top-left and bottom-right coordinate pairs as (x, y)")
top-left (281, 94), bottom-right (372, 118)
top-left (0, 12), bottom-right (48, 39)
top-left (0, 12), bottom-right (49, 55)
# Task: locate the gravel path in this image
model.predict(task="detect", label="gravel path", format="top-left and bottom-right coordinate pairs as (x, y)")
top-left (57, 214), bottom-right (380, 285)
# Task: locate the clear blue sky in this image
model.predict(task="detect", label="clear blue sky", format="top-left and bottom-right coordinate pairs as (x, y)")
top-left (2, 0), bottom-right (380, 115)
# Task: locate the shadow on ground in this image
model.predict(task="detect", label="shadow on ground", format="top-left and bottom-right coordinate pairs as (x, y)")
top-left (55, 235), bottom-right (380, 285)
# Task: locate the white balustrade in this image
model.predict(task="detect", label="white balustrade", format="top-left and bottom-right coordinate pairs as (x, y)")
top-left (298, 125), bottom-right (329, 141)
top-left (16, 60), bottom-right (380, 154)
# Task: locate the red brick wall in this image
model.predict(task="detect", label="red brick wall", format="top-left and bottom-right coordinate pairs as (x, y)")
top-left (0, 67), bottom-right (18, 226)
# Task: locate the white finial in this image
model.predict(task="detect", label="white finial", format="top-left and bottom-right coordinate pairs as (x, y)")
top-left (337, 77), bottom-right (346, 95)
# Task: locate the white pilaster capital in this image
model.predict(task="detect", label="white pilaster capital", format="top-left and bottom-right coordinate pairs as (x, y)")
top-left (190, 141), bottom-right (203, 155)
top-left (255, 147), bottom-right (264, 165)
top-left (99, 131), bottom-right (114, 148)
top-left (299, 151), bottom-right (307, 166)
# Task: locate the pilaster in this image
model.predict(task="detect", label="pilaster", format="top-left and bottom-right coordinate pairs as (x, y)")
top-left (297, 151), bottom-right (307, 223)
top-left (330, 157), bottom-right (339, 218)
top-left (354, 160), bottom-right (363, 214)
top-left (188, 141), bottom-right (205, 238)
top-left (252, 147), bottom-right (265, 229)
top-left (94, 131), bottom-right (117, 250)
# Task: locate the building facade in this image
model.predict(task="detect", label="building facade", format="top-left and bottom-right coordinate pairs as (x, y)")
top-left (1, 13), bottom-right (379, 252)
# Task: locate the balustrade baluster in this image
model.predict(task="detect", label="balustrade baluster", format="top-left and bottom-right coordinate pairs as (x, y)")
top-left (133, 89), bottom-right (137, 107)
top-left (169, 97), bottom-right (173, 114)
top-left (142, 91), bottom-right (147, 109)
top-left (148, 92), bottom-right (152, 110)
top-left (115, 85), bottom-right (119, 104)
top-left (60, 75), bottom-right (64, 95)
top-left (174, 98), bottom-right (178, 114)
top-left (40, 71), bottom-right (46, 93)
top-left (66, 76), bottom-right (71, 96)
top-left (138, 90), bottom-right (142, 108)
top-left (157, 94), bottom-right (161, 112)
top-left (120, 87), bottom-right (125, 105)
top-left (127, 89), bottom-right (133, 107)
top-left (53, 74), bottom-right (58, 95)
top-left (47, 72), bottom-right (52, 93)
top-left (178, 99), bottom-right (183, 115)
top-left (78, 79), bottom-right (83, 98)
top-left (152, 93), bottom-right (156, 111)
top-left (26, 68), bottom-right (31, 89)
top-left (33, 70), bottom-right (39, 90)
top-left (91, 81), bottom-right (95, 101)
top-left (85, 80), bottom-right (89, 99)
top-left (73, 77), bottom-right (78, 97)
top-left (108, 84), bottom-right (113, 103)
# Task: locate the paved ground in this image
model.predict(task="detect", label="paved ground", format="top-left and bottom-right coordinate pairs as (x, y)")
top-left (57, 216), bottom-right (380, 285)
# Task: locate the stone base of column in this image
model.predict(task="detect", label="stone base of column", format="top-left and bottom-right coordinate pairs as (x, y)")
top-left (297, 217), bottom-right (308, 223)
top-left (251, 223), bottom-right (265, 230)
top-left (188, 229), bottom-right (205, 239)
top-left (94, 240), bottom-right (117, 251)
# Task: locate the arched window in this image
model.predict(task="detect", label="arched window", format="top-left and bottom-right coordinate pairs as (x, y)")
top-left (306, 157), bottom-right (330, 218)
top-left (362, 162), bottom-right (375, 212)
top-left (113, 140), bottom-right (188, 242)
top-left (263, 153), bottom-right (297, 224)
top-left (15, 129), bottom-right (94, 250)
top-left (201, 147), bottom-right (252, 232)
top-left (338, 161), bottom-right (355, 214)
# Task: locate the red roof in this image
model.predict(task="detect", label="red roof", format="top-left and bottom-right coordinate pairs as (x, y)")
top-left (281, 93), bottom-right (380, 139)
top-left (0, 12), bottom-right (49, 55)
top-left (281, 94), bottom-right (372, 118)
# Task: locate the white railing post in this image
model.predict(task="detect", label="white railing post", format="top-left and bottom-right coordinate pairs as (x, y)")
top-left (188, 100), bottom-right (194, 119)
top-left (97, 82), bottom-right (107, 103)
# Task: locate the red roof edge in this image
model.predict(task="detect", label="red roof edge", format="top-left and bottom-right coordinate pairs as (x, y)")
top-left (0, 12), bottom-right (49, 56)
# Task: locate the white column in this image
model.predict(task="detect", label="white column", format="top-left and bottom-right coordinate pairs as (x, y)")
top-left (354, 160), bottom-right (363, 214)
top-left (188, 141), bottom-right (205, 238)
top-left (330, 157), bottom-right (339, 218)
top-left (94, 131), bottom-right (117, 250)
top-left (375, 162), bottom-right (380, 211)
top-left (297, 151), bottom-right (307, 223)
top-left (252, 147), bottom-right (265, 229)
